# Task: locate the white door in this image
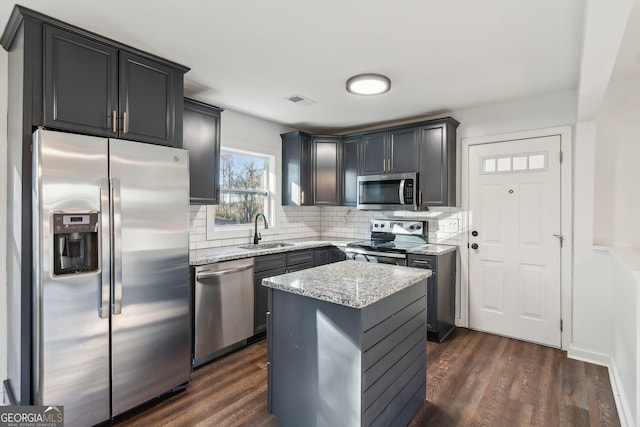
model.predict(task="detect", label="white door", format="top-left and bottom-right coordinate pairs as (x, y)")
top-left (468, 135), bottom-right (561, 347)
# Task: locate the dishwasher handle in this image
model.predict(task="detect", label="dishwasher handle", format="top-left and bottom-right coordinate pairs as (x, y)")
top-left (196, 264), bottom-right (254, 281)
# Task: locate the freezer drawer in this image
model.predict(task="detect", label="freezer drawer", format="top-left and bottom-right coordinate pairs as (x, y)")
top-left (194, 259), bottom-right (255, 366)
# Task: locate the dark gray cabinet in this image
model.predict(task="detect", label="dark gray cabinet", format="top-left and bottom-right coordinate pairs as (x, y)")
top-left (342, 135), bottom-right (360, 206)
top-left (44, 25), bottom-right (118, 138)
top-left (360, 131), bottom-right (387, 175)
top-left (340, 117), bottom-right (459, 208)
top-left (358, 127), bottom-right (419, 175)
top-left (43, 23), bottom-right (186, 147)
top-left (183, 98), bottom-right (223, 204)
top-left (417, 119), bottom-right (458, 207)
top-left (254, 254), bottom-right (287, 335)
top-left (253, 247), bottom-right (342, 335)
top-left (407, 250), bottom-right (456, 341)
top-left (314, 248), bottom-right (330, 266)
top-left (312, 136), bottom-right (341, 205)
top-left (282, 132), bottom-right (341, 206)
top-left (281, 131), bottom-right (312, 206)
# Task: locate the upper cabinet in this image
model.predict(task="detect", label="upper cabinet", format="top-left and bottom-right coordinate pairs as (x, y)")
top-left (417, 118), bottom-right (459, 208)
top-left (281, 132), bottom-right (341, 206)
top-left (341, 117), bottom-right (459, 208)
top-left (183, 98), bottom-right (223, 204)
top-left (312, 136), bottom-right (341, 206)
top-left (359, 127), bottom-right (419, 175)
top-left (283, 118), bottom-right (458, 209)
top-left (341, 135), bottom-right (360, 206)
top-left (281, 131), bottom-right (313, 206)
top-left (359, 131), bottom-right (387, 175)
top-left (41, 22), bottom-right (187, 147)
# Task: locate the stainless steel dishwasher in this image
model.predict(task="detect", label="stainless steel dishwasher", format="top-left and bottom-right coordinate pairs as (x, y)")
top-left (193, 258), bottom-right (254, 366)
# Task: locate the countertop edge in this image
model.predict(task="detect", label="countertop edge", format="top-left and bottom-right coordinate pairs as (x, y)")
top-left (261, 260), bottom-right (431, 309)
top-left (190, 239), bottom-right (458, 265)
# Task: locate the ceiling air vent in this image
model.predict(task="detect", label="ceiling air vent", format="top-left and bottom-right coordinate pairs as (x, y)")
top-left (285, 94), bottom-right (317, 107)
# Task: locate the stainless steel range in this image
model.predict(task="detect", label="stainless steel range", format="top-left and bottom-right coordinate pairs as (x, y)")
top-left (345, 218), bottom-right (428, 266)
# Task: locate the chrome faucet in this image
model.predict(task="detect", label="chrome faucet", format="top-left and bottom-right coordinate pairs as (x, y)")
top-left (253, 213), bottom-right (269, 244)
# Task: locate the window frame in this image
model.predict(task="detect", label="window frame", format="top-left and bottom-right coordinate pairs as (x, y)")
top-left (209, 147), bottom-right (276, 233)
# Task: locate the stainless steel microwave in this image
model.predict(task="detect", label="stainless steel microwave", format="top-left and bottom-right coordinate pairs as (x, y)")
top-left (357, 172), bottom-right (418, 210)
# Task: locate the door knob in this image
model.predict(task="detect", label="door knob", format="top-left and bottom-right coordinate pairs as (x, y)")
top-left (471, 243), bottom-right (479, 250)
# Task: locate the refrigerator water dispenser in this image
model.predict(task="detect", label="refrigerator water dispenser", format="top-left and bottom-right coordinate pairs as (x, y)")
top-left (52, 212), bottom-right (99, 275)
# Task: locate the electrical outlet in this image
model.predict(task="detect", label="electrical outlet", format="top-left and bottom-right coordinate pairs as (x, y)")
top-left (440, 219), bottom-right (459, 233)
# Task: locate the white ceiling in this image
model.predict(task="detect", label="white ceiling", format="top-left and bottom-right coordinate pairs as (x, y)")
top-left (1, 0), bottom-right (634, 133)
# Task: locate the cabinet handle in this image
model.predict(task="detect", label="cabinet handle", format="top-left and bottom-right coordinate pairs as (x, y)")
top-left (123, 111), bottom-right (128, 134)
top-left (301, 191), bottom-right (304, 205)
top-left (419, 191), bottom-right (423, 206)
top-left (112, 110), bottom-right (117, 133)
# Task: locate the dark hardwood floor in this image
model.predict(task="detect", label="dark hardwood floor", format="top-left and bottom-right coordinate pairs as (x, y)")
top-left (111, 328), bottom-right (620, 426)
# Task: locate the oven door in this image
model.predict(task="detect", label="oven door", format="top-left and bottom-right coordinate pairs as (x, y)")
top-left (345, 248), bottom-right (407, 266)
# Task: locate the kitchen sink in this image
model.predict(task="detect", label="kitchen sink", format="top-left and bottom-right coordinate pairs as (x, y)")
top-left (239, 242), bottom-right (297, 250)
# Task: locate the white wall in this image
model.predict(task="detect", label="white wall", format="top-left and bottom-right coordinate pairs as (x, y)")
top-left (569, 120), bottom-right (613, 363)
top-left (0, 47), bottom-right (8, 404)
top-left (594, 77), bottom-right (640, 247)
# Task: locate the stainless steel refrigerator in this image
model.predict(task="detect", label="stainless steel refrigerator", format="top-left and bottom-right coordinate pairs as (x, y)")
top-left (32, 129), bottom-right (191, 426)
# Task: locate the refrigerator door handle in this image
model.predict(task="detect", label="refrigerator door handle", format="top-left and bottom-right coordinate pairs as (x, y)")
top-left (99, 178), bottom-right (111, 318)
top-left (112, 177), bottom-right (123, 315)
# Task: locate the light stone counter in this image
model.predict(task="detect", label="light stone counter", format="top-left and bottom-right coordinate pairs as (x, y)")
top-left (261, 259), bottom-right (431, 309)
top-left (189, 237), bottom-right (352, 266)
top-left (408, 243), bottom-right (458, 255)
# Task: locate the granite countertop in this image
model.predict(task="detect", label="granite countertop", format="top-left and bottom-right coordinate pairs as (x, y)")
top-left (190, 237), bottom-right (353, 266)
top-left (407, 244), bottom-right (458, 255)
top-left (261, 260), bottom-right (431, 309)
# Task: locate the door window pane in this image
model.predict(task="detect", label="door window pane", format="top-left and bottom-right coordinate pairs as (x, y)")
top-left (497, 158), bottom-right (511, 172)
top-left (513, 156), bottom-right (528, 170)
top-left (529, 154), bottom-right (545, 169)
top-left (483, 158), bottom-right (496, 173)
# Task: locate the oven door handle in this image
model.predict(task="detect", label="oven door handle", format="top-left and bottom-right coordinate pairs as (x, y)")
top-left (345, 248), bottom-right (407, 259)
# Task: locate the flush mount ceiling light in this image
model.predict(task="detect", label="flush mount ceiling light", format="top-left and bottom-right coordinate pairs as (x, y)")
top-left (346, 73), bottom-right (391, 96)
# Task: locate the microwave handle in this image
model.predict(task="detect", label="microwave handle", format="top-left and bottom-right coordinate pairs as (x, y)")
top-left (399, 179), bottom-right (405, 205)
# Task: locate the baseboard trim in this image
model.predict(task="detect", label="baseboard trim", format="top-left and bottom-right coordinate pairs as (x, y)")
top-left (609, 359), bottom-right (632, 427)
top-left (567, 346), bottom-right (631, 427)
top-left (567, 345), bottom-right (610, 366)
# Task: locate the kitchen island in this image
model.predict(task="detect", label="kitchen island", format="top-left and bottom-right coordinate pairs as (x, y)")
top-left (263, 260), bottom-right (431, 427)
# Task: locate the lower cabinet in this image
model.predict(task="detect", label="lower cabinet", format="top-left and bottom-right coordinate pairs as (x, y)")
top-left (407, 250), bottom-right (456, 341)
top-left (253, 247), bottom-right (343, 336)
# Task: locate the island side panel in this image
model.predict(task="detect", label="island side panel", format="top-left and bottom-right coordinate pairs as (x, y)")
top-left (268, 288), bottom-right (363, 427)
top-left (360, 279), bottom-right (427, 427)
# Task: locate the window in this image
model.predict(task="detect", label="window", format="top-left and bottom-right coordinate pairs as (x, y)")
top-left (214, 148), bottom-right (273, 228)
top-left (481, 152), bottom-right (547, 174)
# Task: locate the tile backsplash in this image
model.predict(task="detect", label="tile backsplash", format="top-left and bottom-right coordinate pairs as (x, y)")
top-left (189, 205), bottom-right (465, 260)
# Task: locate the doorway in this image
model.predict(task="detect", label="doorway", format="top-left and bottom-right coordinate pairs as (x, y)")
top-left (462, 127), bottom-right (572, 348)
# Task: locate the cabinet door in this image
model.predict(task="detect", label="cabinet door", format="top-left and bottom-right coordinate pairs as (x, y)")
top-left (330, 247), bottom-right (346, 263)
top-left (281, 132), bottom-right (312, 206)
top-left (419, 125), bottom-right (448, 207)
top-left (314, 248), bottom-right (330, 266)
top-left (427, 274), bottom-right (438, 333)
top-left (254, 267), bottom-right (286, 334)
top-left (313, 136), bottom-right (340, 205)
top-left (119, 50), bottom-right (176, 146)
top-left (44, 25), bottom-right (118, 137)
top-left (389, 127), bottom-right (419, 173)
top-left (359, 131), bottom-right (387, 175)
top-left (183, 99), bottom-right (222, 204)
top-left (342, 135), bottom-right (359, 206)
